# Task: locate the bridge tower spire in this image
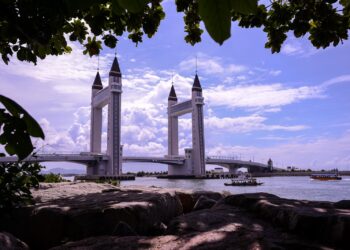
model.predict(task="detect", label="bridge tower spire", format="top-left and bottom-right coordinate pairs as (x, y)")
top-left (89, 71), bottom-right (103, 174)
top-left (168, 84), bottom-right (179, 162)
top-left (191, 73), bottom-right (205, 176)
top-left (107, 56), bottom-right (123, 175)
top-left (90, 71), bottom-right (103, 150)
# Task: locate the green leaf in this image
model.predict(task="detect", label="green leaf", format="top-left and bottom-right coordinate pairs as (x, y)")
top-left (340, 0), bottom-right (350, 15)
top-left (83, 37), bottom-right (102, 56)
top-left (340, 0), bottom-right (350, 5)
top-left (63, 0), bottom-right (97, 13)
top-left (4, 144), bottom-right (16, 155)
top-left (117, 0), bottom-right (148, 13)
top-left (0, 95), bottom-right (22, 117)
top-left (0, 95), bottom-right (45, 139)
top-left (198, 0), bottom-right (231, 45)
top-left (112, 0), bottom-right (124, 15)
top-left (103, 34), bottom-right (118, 48)
top-left (230, 0), bottom-right (258, 15)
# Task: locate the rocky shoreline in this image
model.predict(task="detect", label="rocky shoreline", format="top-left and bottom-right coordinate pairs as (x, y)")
top-left (1, 182), bottom-right (349, 249)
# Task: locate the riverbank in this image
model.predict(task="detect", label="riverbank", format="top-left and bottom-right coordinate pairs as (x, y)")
top-left (252, 170), bottom-right (350, 177)
top-left (1, 182), bottom-right (349, 249)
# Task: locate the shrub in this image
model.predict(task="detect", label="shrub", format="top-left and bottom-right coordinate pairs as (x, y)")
top-left (0, 162), bottom-right (41, 211)
top-left (43, 173), bottom-right (65, 183)
top-left (95, 179), bottom-right (120, 186)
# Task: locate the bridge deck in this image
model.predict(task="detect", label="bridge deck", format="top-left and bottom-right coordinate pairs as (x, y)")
top-left (0, 154), bottom-right (268, 169)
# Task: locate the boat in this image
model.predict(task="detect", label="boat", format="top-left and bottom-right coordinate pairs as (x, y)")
top-left (310, 169), bottom-right (342, 181)
top-left (224, 173), bottom-right (263, 186)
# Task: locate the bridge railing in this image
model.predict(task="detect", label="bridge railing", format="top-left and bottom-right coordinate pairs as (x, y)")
top-left (207, 156), bottom-right (240, 161)
top-left (34, 151), bottom-right (84, 155)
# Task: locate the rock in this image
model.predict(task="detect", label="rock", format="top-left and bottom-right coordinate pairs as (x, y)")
top-left (223, 192), bottom-right (350, 248)
top-left (167, 204), bottom-right (239, 235)
top-left (192, 191), bottom-right (223, 203)
top-left (334, 200), bottom-right (350, 209)
top-left (192, 195), bottom-right (217, 211)
top-left (51, 233), bottom-right (328, 250)
top-left (224, 192), bottom-right (280, 209)
top-left (175, 192), bottom-right (195, 213)
top-left (113, 222), bottom-right (137, 236)
top-left (149, 222), bottom-right (167, 236)
top-left (175, 190), bottom-right (222, 214)
top-left (165, 203), bottom-right (327, 249)
top-left (0, 232), bottom-right (29, 250)
top-left (101, 188), bottom-right (120, 193)
top-left (2, 184), bottom-right (348, 250)
top-left (0, 183), bottom-right (183, 250)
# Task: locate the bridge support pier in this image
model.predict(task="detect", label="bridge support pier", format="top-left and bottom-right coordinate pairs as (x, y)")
top-left (87, 161), bottom-right (109, 176)
top-left (168, 149), bottom-right (194, 176)
top-left (228, 166), bottom-right (240, 174)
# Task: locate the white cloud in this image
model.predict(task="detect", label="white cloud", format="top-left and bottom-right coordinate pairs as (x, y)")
top-left (205, 83), bottom-right (324, 110)
top-left (178, 53), bottom-right (247, 75)
top-left (227, 64), bottom-right (247, 73)
top-left (321, 74), bottom-right (350, 88)
top-left (36, 118), bottom-right (82, 153)
top-left (258, 136), bottom-right (292, 141)
top-left (269, 70), bottom-right (281, 76)
top-left (281, 41), bottom-right (304, 56)
top-left (281, 38), bottom-right (324, 57)
top-left (123, 142), bottom-right (165, 156)
top-left (0, 43), bottom-right (109, 82)
top-left (205, 115), bottom-right (307, 133)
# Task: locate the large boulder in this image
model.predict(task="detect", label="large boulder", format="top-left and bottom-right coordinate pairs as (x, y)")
top-left (51, 233), bottom-right (328, 250)
top-left (191, 190), bottom-right (223, 202)
top-left (223, 192), bottom-right (350, 248)
top-left (165, 203), bottom-right (327, 249)
top-left (0, 183), bottom-right (183, 250)
top-left (192, 195), bottom-right (217, 211)
top-left (174, 190), bottom-right (223, 213)
top-left (113, 221), bottom-right (138, 236)
top-left (0, 232), bottom-right (29, 250)
top-left (175, 192), bottom-right (195, 213)
top-left (334, 200), bottom-right (350, 209)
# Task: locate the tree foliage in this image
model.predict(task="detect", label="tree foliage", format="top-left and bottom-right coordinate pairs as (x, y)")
top-left (0, 0), bottom-right (349, 65)
top-left (0, 162), bottom-right (41, 211)
top-left (0, 0), bottom-right (165, 64)
top-left (0, 95), bottom-right (45, 160)
top-left (0, 96), bottom-right (44, 211)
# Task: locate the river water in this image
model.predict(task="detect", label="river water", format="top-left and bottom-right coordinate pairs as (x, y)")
top-left (120, 176), bottom-right (350, 202)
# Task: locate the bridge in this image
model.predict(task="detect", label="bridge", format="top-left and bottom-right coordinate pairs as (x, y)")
top-left (0, 154), bottom-right (271, 174)
top-left (0, 56), bottom-right (275, 177)
top-left (205, 156), bottom-right (269, 173)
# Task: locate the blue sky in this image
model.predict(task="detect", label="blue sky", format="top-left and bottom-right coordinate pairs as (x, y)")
top-left (1, 2), bottom-right (350, 171)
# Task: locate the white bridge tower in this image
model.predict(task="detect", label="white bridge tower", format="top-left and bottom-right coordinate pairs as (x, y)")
top-left (167, 74), bottom-right (206, 177)
top-left (88, 57), bottom-right (123, 176)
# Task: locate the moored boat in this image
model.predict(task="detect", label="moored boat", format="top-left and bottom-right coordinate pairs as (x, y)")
top-left (224, 173), bottom-right (263, 186)
top-left (310, 169), bottom-right (342, 180)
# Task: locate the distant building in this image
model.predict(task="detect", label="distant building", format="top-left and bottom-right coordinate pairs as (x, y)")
top-left (212, 167), bottom-right (224, 174)
top-left (287, 166), bottom-right (299, 172)
top-left (267, 158), bottom-right (273, 172)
